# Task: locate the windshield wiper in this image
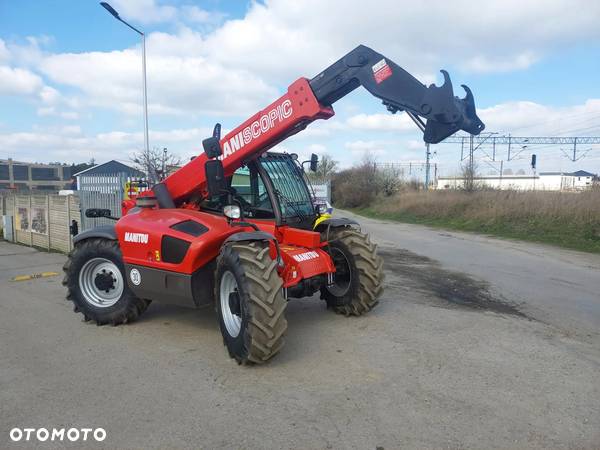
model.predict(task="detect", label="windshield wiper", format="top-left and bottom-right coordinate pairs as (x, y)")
top-left (273, 188), bottom-right (306, 223)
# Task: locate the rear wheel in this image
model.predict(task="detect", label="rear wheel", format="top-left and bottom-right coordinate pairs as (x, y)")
top-left (215, 241), bottom-right (287, 364)
top-left (62, 238), bottom-right (150, 325)
top-left (320, 227), bottom-right (384, 316)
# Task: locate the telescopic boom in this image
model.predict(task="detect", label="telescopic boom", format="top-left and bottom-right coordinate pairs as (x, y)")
top-left (160, 45), bottom-right (484, 204)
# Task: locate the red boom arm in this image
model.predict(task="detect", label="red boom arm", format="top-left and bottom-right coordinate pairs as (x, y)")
top-left (162, 78), bottom-right (334, 204)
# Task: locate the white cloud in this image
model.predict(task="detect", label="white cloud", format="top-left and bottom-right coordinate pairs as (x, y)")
top-left (202, 0), bottom-right (600, 84)
top-left (0, 39), bottom-right (9, 62)
top-left (0, 66), bottom-right (43, 95)
top-left (181, 5), bottom-right (225, 24)
top-left (347, 113), bottom-right (414, 132)
top-left (0, 126), bottom-right (211, 163)
top-left (60, 111), bottom-right (80, 120)
top-left (478, 99), bottom-right (600, 136)
top-left (61, 125), bottom-right (82, 135)
top-left (345, 140), bottom-right (388, 157)
top-left (39, 45), bottom-right (277, 117)
top-left (306, 143), bottom-right (327, 153)
top-left (3, 35), bottom-right (49, 67)
top-left (406, 139), bottom-right (425, 151)
top-left (37, 107), bottom-right (80, 120)
top-left (107, 0), bottom-right (224, 26)
top-left (462, 52), bottom-right (539, 73)
top-left (39, 85), bottom-right (60, 104)
top-left (109, 0), bottom-right (178, 24)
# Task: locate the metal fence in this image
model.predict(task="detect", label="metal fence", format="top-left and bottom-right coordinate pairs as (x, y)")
top-left (78, 173), bottom-right (130, 194)
top-left (78, 191), bottom-right (122, 231)
top-left (76, 174), bottom-right (149, 231)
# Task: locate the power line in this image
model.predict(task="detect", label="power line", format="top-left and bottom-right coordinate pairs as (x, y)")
top-left (441, 134), bottom-right (600, 162)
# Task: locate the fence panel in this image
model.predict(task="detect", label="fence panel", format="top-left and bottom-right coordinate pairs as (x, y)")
top-left (31, 195), bottom-right (50, 249)
top-left (1, 194), bottom-right (76, 253)
top-left (48, 195), bottom-right (76, 253)
top-left (79, 173), bottom-right (129, 194)
top-left (0, 195), bottom-right (16, 238)
top-left (14, 195), bottom-right (32, 246)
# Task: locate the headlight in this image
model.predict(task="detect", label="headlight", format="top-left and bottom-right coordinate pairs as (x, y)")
top-left (316, 203), bottom-right (327, 214)
top-left (223, 205), bottom-right (241, 219)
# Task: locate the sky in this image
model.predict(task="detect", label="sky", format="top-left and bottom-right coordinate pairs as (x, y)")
top-left (1, 0), bottom-right (600, 177)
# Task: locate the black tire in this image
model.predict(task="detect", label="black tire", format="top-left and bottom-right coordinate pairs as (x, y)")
top-left (62, 238), bottom-right (150, 326)
top-left (215, 241), bottom-right (287, 365)
top-left (320, 227), bottom-right (384, 316)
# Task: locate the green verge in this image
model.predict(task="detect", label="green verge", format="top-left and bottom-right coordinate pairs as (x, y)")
top-left (352, 206), bottom-right (600, 254)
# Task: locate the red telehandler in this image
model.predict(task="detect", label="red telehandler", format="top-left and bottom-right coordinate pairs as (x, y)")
top-left (64, 45), bottom-right (484, 364)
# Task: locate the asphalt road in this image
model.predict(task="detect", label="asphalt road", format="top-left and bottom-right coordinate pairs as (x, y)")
top-left (1, 223), bottom-right (599, 449)
top-left (340, 210), bottom-right (600, 342)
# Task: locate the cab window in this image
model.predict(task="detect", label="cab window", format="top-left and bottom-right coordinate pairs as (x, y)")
top-left (231, 165), bottom-right (275, 219)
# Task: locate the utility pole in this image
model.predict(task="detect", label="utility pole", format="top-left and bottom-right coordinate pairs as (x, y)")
top-left (468, 134), bottom-right (474, 190)
top-left (425, 143), bottom-right (431, 190)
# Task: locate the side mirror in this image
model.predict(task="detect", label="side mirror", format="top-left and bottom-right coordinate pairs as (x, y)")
top-left (85, 208), bottom-right (112, 218)
top-left (205, 159), bottom-right (226, 197)
top-left (212, 122), bottom-right (221, 140)
top-left (310, 153), bottom-right (318, 172)
top-left (202, 136), bottom-right (222, 159)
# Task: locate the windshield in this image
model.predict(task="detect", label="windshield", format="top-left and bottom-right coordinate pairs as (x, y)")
top-left (259, 154), bottom-right (315, 220)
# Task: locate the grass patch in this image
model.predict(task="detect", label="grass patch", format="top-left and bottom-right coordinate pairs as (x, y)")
top-left (351, 190), bottom-right (600, 254)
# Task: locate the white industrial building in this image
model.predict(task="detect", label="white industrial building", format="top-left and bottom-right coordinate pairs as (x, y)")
top-left (436, 170), bottom-right (597, 191)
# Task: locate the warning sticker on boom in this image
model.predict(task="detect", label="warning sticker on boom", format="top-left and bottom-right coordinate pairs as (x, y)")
top-left (372, 58), bottom-right (392, 84)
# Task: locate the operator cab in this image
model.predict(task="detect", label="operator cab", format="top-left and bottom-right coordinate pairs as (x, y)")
top-left (203, 152), bottom-right (319, 230)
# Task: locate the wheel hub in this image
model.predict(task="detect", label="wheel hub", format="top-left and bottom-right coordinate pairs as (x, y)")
top-left (220, 271), bottom-right (242, 337)
top-left (327, 246), bottom-right (352, 297)
top-left (94, 270), bottom-right (116, 292)
top-left (228, 292), bottom-right (241, 316)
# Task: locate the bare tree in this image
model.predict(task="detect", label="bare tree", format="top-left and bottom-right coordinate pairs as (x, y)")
top-left (307, 153), bottom-right (338, 184)
top-left (461, 159), bottom-right (479, 192)
top-left (131, 147), bottom-right (182, 184)
top-left (331, 153), bottom-right (378, 207)
top-left (378, 165), bottom-right (403, 196)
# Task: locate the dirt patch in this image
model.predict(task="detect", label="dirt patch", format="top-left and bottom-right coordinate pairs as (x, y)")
top-left (379, 247), bottom-right (528, 318)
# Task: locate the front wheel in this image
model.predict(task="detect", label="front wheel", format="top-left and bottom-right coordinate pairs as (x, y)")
top-left (215, 241), bottom-right (287, 365)
top-left (62, 238), bottom-right (150, 325)
top-left (320, 228), bottom-right (384, 316)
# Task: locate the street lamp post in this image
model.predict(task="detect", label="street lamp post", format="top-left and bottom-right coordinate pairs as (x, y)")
top-left (100, 2), bottom-right (150, 179)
